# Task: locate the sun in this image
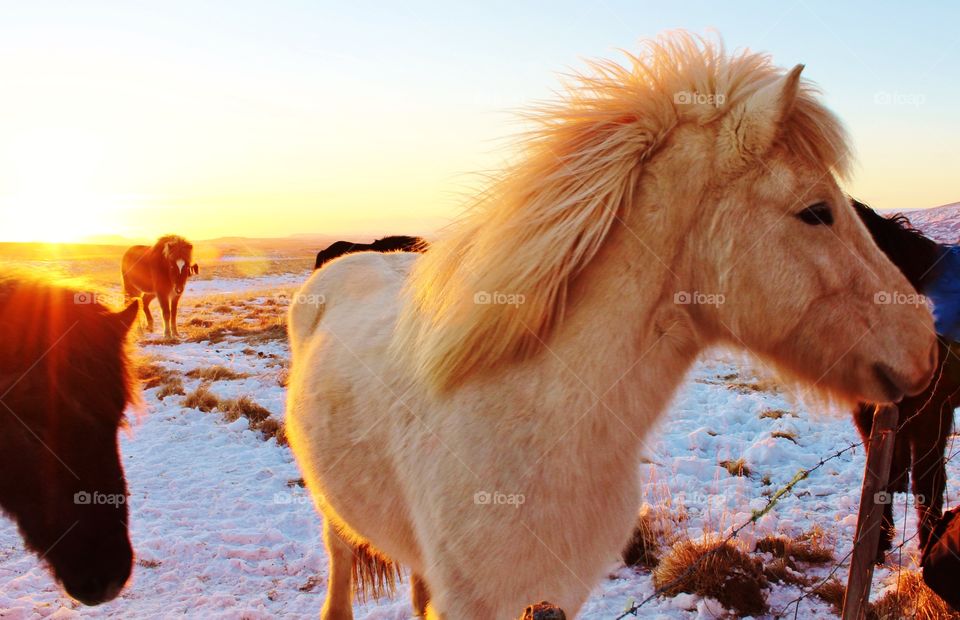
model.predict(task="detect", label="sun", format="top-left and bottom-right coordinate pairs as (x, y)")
top-left (1, 129), bottom-right (118, 242)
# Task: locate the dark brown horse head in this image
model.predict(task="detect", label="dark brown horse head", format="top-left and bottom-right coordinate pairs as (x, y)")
top-left (0, 277), bottom-right (139, 605)
top-left (157, 235), bottom-right (198, 295)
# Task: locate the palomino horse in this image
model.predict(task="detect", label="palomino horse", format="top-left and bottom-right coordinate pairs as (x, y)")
top-left (122, 235), bottom-right (198, 338)
top-left (852, 200), bottom-right (959, 562)
top-left (314, 235), bottom-right (428, 270)
top-left (0, 275), bottom-right (138, 604)
top-left (285, 33), bottom-right (938, 619)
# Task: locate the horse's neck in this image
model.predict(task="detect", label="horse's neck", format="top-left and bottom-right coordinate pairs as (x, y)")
top-left (547, 222), bottom-right (703, 451)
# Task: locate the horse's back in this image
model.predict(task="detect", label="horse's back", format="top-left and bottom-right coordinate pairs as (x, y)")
top-left (290, 250), bottom-right (415, 351)
top-left (121, 245), bottom-right (152, 289)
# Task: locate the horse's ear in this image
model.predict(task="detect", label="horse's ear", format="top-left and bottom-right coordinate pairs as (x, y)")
top-left (191, 263), bottom-right (199, 275)
top-left (114, 300), bottom-right (140, 334)
top-left (719, 64), bottom-right (803, 169)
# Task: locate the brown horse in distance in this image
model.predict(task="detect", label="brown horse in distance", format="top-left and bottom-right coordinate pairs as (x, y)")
top-left (0, 274), bottom-right (138, 604)
top-left (122, 235), bottom-right (198, 338)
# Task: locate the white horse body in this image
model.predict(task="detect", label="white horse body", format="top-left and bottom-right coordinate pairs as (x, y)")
top-left (288, 232), bottom-right (710, 617)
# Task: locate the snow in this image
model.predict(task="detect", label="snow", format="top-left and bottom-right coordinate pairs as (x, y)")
top-left (1, 272), bottom-right (957, 618)
top-left (903, 202), bottom-right (960, 244)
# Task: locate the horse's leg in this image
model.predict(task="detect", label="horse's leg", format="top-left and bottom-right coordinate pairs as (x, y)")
top-left (141, 294), bottom-right (156, 333)
top-left (169, 294), bottom-right (181, 338)
top-left (411, 573), bottom-right (430, 617)
top-left (158, 295), bottom-right (173, 338)
top-left (911, 407), bottom-right (950, 549)
top-left (321, 521), bottom-right (354, 620)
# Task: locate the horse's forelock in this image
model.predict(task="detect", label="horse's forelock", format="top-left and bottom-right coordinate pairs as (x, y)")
top-left (156, 235), bottom-right (193, 262)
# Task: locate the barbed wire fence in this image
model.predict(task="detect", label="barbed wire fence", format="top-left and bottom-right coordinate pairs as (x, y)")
top-left (615, 389), bottom-right (960, 620)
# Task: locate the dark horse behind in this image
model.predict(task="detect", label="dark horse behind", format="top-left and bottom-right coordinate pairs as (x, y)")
top-left (122, 235), bottom-right (198, 338)
top-left (0, 274), bottom-right (139, 604)
top-left (314, 235), bottom-right (428, 270)
top-left (854, 199), bottom-right (959, 561)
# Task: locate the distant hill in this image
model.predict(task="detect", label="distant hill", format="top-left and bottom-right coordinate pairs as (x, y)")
top-left (902, 202), bottom-right (960, 244)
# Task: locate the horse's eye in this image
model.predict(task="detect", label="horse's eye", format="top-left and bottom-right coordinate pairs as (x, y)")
top-left (796, 201), bottom-right (833, 226)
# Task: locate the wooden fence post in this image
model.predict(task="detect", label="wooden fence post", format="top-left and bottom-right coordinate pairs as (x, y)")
top-left (842, 403), bottom-right (899, 620)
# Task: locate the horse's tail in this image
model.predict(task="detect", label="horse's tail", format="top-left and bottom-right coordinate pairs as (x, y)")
top-left (351, 541), bottom-right (402, 602)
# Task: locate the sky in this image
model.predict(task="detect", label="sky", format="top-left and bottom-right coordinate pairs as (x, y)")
top-left (0, 1), bottom-right (957, 242)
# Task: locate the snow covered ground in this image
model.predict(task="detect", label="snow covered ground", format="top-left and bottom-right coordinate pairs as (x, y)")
top-left (1, 270), bottom-right (957, 618)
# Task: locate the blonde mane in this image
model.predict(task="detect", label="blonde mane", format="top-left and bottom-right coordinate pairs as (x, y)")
top-left (394, 31), bottom-right (851, 390)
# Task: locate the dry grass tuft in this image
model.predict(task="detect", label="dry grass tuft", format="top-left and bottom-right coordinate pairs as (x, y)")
top-left (622, 506), bottom-right (673, 569)
top-left (720, 458), bottom-right (751, 477)
top-left (136, 359), bottom-right (178, 389)
top-left (156, 377), bottom-right (185, 399)
top-left (811, 578), bottom-right (846, 616)
top-left (259, 417), bottom-right (288, 446)
top-left (136, 358), bottom-right (185, 399)
top-left (771, 430), bottom-right (798, 443)
top-left (220, 395), bottom-right (272, 424)
top-left (755, 530), bottom-right (833, 565)
top-left (218, 395), bottom-right (287, 444)
top-left (870, 570), bottom-right (960, 620)
top-left (759, 408), bottom-right (796, 420)
top-left (185, 365), bottom-right (248, 381)
top-left (762, 557), bottom-right (808, 587)
top-left (653, 538), bottom-right (768, 617)
top-left (183, 385), bottom-right (220, 412)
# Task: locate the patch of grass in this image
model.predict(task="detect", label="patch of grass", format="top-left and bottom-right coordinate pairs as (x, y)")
top-left (870, 570), bottom-right (960, 620)
top-left (136, 359), bottom-right (178, 389)
top-left (218, 395), bottom-right (287, 444)
top-left (762, 557), bottom-right (808, 587)
top-left (771, 430), bottom-right (798, 444)
top-left (258, 417), bottom-right (288, 446)
top-left (183, 385), bottom-right (220, 412)
top-left (622, 506), bottom-right (672, 569)
top-left (185, 365), bottom-right (248, 381)
top-left (136, 358), bottom-right (185, 399)
top-left (756, 531), bottom-right (834, 565)
top-left (298, 575), bottom-right (322, 592)
top-left (220, 395), bottom-right (271, 424)
top-left (186, 317), bottom-right (287, 345)
top-left (653, 538), bottom-right (768, 617)
top-left (156, 377), bottom-right (185, 400)
top-left (813, 578), bottom-right (846, 617)
top-left (760, 408), bottom-right (796, 420)
top-left (720, 458), bottom-right (751, 477)
top-left (212, 304), bottom-right (233, 313)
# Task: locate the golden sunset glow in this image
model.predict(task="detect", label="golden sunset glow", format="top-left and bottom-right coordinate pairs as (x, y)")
top-left (0, 4), bottom-right (956, 244)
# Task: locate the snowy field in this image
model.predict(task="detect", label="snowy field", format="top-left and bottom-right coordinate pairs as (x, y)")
top-left (1, 269), bottom-right (958, 618)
